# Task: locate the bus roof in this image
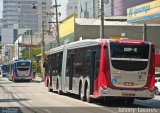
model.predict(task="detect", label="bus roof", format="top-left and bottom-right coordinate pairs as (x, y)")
top-left (38, 38), bottom-right (150, 56)
top-left (14, 59), bottom-right (31, 63)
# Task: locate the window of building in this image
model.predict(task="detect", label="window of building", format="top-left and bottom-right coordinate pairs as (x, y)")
top-left (42, 7), bottom-right (46, 10)
top-left (104, 0), bottom-right (109, 4)
top-left (42, 2), bottom-right (46, 5)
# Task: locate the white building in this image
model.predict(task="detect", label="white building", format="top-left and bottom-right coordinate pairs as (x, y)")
top-left (2, 0), bottom-right (52, 32)
top-left (1, 28), bottom-right (30, 44)
top-left (1, 44), bottom-right (15, 64)
top-left (66, 0), bottom-right (78, 17)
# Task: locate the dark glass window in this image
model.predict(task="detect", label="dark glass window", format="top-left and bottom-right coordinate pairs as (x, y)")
top-left (110, 42), bottom-right (149, 59)
top-left (17, 68), bottom-right (29, 71)
top-left (110, 42), bottom-right (150, 71)
top-left (17, 62), bottom-right (30, 67)
top-left (48, 52), bottom-right (63, 76)
top-left (66, 45), bottom-right (101, 78)
top-left (42, 2), bottom-right (46, 5)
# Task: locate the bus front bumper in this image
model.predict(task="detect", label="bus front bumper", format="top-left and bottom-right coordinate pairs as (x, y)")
top-left (99, 87), bottom-right (154, 99)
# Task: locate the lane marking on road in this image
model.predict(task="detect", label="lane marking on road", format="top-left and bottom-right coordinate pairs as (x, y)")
top-left (44, 109), bottom-right (52, 113)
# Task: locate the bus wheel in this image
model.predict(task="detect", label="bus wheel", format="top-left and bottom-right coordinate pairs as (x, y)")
top-left (155, 87), bottom-right (159, 95)
top-left (58, 89), bottom-right (62, 95)
top-left (12, 77), bottom-right (15, 82)
top-left (48, 83), bottom-right (53, 92)
top-left (57, 80), bottom-right (62, 95)
top-left (128, 99), bottom-right (134, 105)
top-left (86, 85), bottom-right (92, 103)
top-left (79, 84), bottom-right (85, 101)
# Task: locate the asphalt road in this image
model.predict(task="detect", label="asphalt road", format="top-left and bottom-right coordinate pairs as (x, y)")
top-left (0, 76), bottom-right (160, 113)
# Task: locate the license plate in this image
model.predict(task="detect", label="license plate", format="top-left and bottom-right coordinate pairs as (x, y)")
top-left (122, 93), bottom-right (135, 96)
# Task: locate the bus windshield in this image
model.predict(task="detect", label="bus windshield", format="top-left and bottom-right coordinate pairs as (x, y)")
top-left (17, 62), bottom-right (30, 67)
top-left (110, 42), bottom-right (149, 59)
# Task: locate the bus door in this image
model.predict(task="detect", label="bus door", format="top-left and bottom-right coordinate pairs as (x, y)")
top-left (90, 51), bottom-right (96, 95)
top-left (69, 54), bottom-right (74, 90)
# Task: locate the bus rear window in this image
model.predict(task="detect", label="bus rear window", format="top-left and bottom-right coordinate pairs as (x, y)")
top-left (110, 42), bottom-right (149, 59)
top-left (18, 68), bottom-right (29, 71)
top-left (17, 62), bottom-right (30, 67)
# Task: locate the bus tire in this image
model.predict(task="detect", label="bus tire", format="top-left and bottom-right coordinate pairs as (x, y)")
top-left (48, 84), bottom-right (53, 92)
top-left (79, 83), bottom-right (85, 101)
top-left (58, 90), bottom-right (62, 95)
top-left (155, 87), bottom-right (159, 95)
top-left (56, 80), bottom-right (62, 95)
top-left (128, 99), bottom-right (134, 105)
top-left (85, 82), bottom-right (92, 103)
top-left (12, 77), bottom-right (15, 82)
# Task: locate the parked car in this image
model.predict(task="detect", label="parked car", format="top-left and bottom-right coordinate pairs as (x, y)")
top-left (155, 77), bottom-right (160, 95)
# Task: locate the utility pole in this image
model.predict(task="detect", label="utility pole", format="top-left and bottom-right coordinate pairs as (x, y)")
top-left (31, 4), bottom-right (45, 81)
top-left (31, 30), bottom-right (32, 60)
top-left (143, 24), bottom-right (147, 41)
top-left (51, 0), bottom-right (61, 46)
top-left (100, 0), bottom-right (104, 40)
top-left (17, 39), bottom-right (19, 60)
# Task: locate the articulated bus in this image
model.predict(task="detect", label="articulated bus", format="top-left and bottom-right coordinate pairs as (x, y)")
top-left (45, 39), bottom-right (155, 104)
top-left (8, 59), bottom-right (33, 82)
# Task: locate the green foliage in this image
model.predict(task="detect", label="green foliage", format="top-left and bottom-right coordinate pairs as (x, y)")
top-left (21, 48), bottom-right (41, 69)
top-left (21, 48), bottom-right (41, 60)
top-left (32, 61), bottom-right (37, 69)
top-left (31, 48), bottom-right (41, 60)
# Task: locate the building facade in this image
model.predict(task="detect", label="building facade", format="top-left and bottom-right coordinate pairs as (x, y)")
top-left (1, 28), bottom-right (30, 44)
top-left (78, 0), bottom-right (152, 18)
top-left (2, 0), bottom-right (52, 32)
top-left (113, 0), bottom-right (152, 16)
top-left (66, 0), bottom-right (78, 17)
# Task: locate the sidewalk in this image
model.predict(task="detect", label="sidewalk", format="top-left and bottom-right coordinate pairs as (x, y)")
top-left (32, 76), bottom-right (42, 82)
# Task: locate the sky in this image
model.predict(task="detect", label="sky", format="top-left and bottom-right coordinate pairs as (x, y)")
top-left (0, 0), bottom-right (68, 20)
top-left (58, 0), bottom-right (68, 20)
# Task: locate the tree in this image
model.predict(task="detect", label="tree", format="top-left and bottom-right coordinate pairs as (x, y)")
top-left (21, 47), bottom-right (41, 69)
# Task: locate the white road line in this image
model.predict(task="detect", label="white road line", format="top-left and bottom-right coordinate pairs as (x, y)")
top-left (44, 109), bottom-right (52, 113)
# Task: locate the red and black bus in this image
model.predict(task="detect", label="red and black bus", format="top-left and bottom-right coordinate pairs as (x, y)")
top-left (45, 39), bottom-right (155, 104)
